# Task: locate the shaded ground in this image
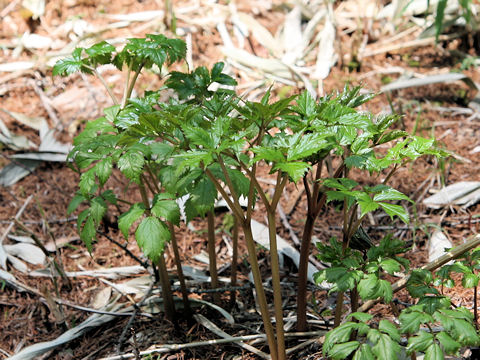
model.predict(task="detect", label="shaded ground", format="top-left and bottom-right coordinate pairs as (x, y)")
top-left (1, 0), bottom-right (480, 359)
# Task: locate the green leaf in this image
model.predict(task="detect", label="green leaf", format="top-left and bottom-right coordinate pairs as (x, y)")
top-left (151, 194), bottom-right (180, 225)
top-left (358, 274), bottom-right (378, 300)
top-left (67, 193), bottom-right (86, 215)
top-left (400, 308), bottom-right (434, 334)
top-left (95, 157), bottom-right (113, 186)
top-left (425, 343), bottom-right (444, 360)
top-left (101, 189), bottom-right (117, 204)
top-left (407, 331), bottom-right (434, 353)
top-left (462, 272), bottom-right (479, 288)
top-left (135, 216), bottom-right (170, 264)
top-left (377, 279), bottom-right (393, 303)
top-left (347, 312), bottom-right (373, 323)
top-left (252, 147), bottom-right (285, 163)
top-left (273, 162), bottom-right (310, 182)
top-left (90, 197), bottom-right (107, 225)
top-left (379, 320), bottom-right (400, 342)
top-left (118, 151), bottom-right (145, 182)
top-left (187, 175), bottom-right (217, 219)
top-left (118, 203), bottom-right (145, 238)
top-left (324, 323), bottom-right (357, 353)
top-left (329, 341), bottom-right (360, 359)
top-left (436, 331), bottom-right (461, 354)
top-left (53, 47), bottom-right (85, 76)
top-left (79, 168), bottom-right (96, 196)
top-left (372, 333), bottom-right (402, 359)
top-left (287, 133), bottom-right (329, 161)
top-left (294, 91), bottom-right (316, 117)
top-left (80, 216), bottom-right (96, 253)
top-left (85, 41), bottom-right (115, 65)
top-left (373, 187), bottom-right (412, 203)
top-left (379, 258), bottom-right (401, 274)
top-left (352, 344), bottom-right (375, 360)
top-left (379, 202), bottom-right (409, 224)
top-left (356, 192), bottom-right (379, 217)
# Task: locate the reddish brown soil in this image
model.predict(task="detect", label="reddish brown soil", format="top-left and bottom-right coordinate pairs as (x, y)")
top-left (1, 1), bottom-right (480, 359)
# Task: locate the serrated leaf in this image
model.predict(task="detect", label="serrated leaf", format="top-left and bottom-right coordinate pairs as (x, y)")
top-left (135, 216), bottom-right (170, 264)
top-left (407, 330), bottom-right (434, 353)
top-left (118, 151), bottom-right (144, 182)
top-left (101, 189), bottom-right (117, 204)
top-left (79, 168), bottom-right (96, 196)
top-left (95, 157), bottom-right (113, 185)
top-left (373, 187), bottom-right (412, 203)
top-left (252, 146), bottom-right (285, 163)
top-left (352, 344), bottom-right (375, 360)
top-left (80, 216), bottom-right (96, 253)
top-left (379, 258), bottom-right (401, 274)
top-left (68, 193), bottom-right (86, 215)
top-left (462, 273), bottom-right (479, 288)
top-left (356, 192), bottom-right (379, 217)
top-left (151, 194), bottom-right (180, 225)
top-left (85, 41), bottom-right (115, 65)
top-left (372, 333), bottom-right (401, 359)
top-left (347, 312), bottom-right (373, 323)
top-left (328, 341), bottom-right (360, 359)
top-left (273, 162), bottom-right (310, 182)
top-left (425, 343), bottom-right (444, 360)
top-left (379, 202), bottom-right (409, 224)
top-left (358, 274), bottom-right (378, 300)
top-left (287, 133), bottom-right (329, 161)
top-left (324, 323), bottom-right (357, 353)
top-left (379, 320), bottom-right (400, 342)
top-left (436, 331), bottom-right (461, 354)
top-left (118, 203), bottom-right (145, 238)
top-left (90, 197), bottom-right (107, 225)
top-left (377, 279), bottom-right (393, 302)
top-left (294, 91), bottom-right (316, 117)
top-left (53, 47), bottom-right (85, 76)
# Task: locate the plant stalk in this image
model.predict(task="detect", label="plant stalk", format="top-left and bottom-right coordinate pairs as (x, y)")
top-left (168, 222), bottom-right (191, 316)
top-left (157, 255), bottom-right (176, 322)
top-left (243, 224), bottom-right (279, 360)
top-left (296, 213), bottom-right (316, 332)
top-left (229, 216), bottom-right (239, 308)
top-left (267, 211), bottom-right (286, 360)
top-left (207, 210), bottom-right (221, 304)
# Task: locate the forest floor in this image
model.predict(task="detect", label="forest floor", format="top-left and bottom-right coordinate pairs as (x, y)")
top-left (1, 0), bottom-right (480, 359)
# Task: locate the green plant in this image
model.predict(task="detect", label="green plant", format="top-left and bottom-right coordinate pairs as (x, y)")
top-left (55, 33), bottom-right (471, 360)
top-left (317, 236), bottom-right (480, 359)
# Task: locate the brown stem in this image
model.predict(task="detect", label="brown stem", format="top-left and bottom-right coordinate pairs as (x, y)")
top-left (243, 224), bottom-right (278, 360)
top-left (157, 255), bottom-right (176, 322)
top-left (350, 288), bottom-right (359, 313)
top-left (168, 222), bottom-right (191, 316)
top-left (229, 215), bottom-right (239, 308)
top-left (334, 291), bottom-right (344, 328)
top-left (207, 210), bottom-right (221, 304)
top-left (296, 214), bottom-right (315, 332)
top-left (267, 210), bottom-right (286, 360)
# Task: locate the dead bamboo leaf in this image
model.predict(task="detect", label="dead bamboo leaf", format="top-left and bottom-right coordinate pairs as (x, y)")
top-left (428, 230), bottom-right (453, 263)
top-left (0, 61), bottom-right (35, 72)
top-left (4, 243), bottom-right (45, 265)
top-left (423, 182), bottom-right (480, 209)
top-left (381, 72), bottom-right (478, 92)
